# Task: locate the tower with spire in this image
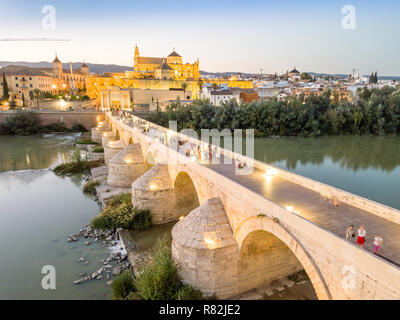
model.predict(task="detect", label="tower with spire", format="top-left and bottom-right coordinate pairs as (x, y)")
top-left (81, 60), bottom-right (89, 75)
top-left (52, 54), bottom-right (63, 77)
top-left (134, 44), bottom-right (140, 67)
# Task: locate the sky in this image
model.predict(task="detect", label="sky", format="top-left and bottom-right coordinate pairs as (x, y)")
top-left (0, 0), bottom-right (400, 76)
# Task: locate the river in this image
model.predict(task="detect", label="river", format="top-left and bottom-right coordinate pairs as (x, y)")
top-left (252, 135), bottom-right (400, 210)
top-left (0, 135), bottom-right (111, 299)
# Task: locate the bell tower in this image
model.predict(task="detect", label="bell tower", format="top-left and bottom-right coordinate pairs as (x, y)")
top-left (134, 44), bottom-right (139, 68)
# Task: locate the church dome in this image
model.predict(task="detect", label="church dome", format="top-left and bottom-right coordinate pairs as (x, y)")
top-left (157, 60), bottom-right (173, 70)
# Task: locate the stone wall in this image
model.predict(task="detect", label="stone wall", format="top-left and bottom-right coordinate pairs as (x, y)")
top-left (0, 111), bottom-right (105, 130)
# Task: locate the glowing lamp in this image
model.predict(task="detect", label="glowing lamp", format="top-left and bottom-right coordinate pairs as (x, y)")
top-left (179, 216), bottom-right (184, 221)
top-left (285, 205), bottom-right (294, 212)
top-left (149, 184), bottom-right (157, 191)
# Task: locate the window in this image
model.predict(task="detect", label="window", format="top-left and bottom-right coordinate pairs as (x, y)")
top-left (16, 84), bottom-right (19, 87)
top-left (15, 77), bottom-right (18, 80)
top-left (30, 84), bottom-right (33, 88)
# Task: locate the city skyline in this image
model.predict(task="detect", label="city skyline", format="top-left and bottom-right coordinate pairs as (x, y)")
top-left (1, 0), bottom-right (400, 76)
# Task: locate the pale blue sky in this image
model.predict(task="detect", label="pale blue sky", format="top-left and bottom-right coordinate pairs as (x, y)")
top-left (0, 0), bottom-right (399, 75)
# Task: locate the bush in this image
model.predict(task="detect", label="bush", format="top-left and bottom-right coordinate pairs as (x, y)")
top-left (134, 235), bottom-right (181, 300)
top-left (76, 139), bottom-right (97, 145)
top-left (91, 199), bottom-right (152, 230)
top-left (175, 285), bottom-right (203, 300)
top-left (42, 121), bottom-right (68, 133)
top-left (0, 111), bottom-right (41, 135)
top-left (71, 123), bottom-right (87, 133)
top-left (111, 271), bottom-right (136, 300)
top-left (83, 180), bottom-right (100, 196)
top-left (93, 147), bottom-right (104, 153)
top-left (53, 160), bottom-right (102, 175)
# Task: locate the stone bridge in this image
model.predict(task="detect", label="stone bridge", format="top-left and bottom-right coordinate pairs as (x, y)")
top-left (91, 112), bottom-right (400, 300)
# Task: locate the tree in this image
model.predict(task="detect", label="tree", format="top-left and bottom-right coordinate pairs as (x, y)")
top-left (197, 79), bottom-right (203, 91)
top-left (33, 89), bottom-right (41, 108)
top-left (22, 93), bottom-right (26, 107)
top-left (2, 72), bottom-right (9, 100)
top-left (212, 83), bottom-right (218, 91)
top-left (181, 82), bottom-right (188, 99)
top-left (301, 72), bottom-right (312, 80)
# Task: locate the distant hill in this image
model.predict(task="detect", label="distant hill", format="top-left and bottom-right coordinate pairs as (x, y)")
top-left (1, 62), bottom-right (399, 80)
top-left (0, 61), bottom-right (132, 74)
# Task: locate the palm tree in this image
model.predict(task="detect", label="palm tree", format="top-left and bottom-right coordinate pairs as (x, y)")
top-left (33, 89), bottom-right (41, 108)
top-left (212, 83), bottom-right (218, 92)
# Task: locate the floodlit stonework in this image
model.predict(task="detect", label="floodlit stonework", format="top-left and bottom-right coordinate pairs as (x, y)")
top-left (172, 198), bottom-right (239, 298)
top-left (107, 143), bottom-right (146, 188)
top-left (131, 164), bottom-right (176, 224)
top-left (103, 140), bottom-right (125, 165)
top-left (93, 113), bottom-right (400, 300)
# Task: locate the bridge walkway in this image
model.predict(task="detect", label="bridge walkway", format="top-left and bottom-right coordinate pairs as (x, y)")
top-left (202, 156), bottom-right (400, 265)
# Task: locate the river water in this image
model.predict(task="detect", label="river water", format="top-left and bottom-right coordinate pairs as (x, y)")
top-left (0, 135), bottom-right (110, 300)
top-left (252, 135), bottom-right (400, 210)
top-left (0, 134), bottom-right (399, 300)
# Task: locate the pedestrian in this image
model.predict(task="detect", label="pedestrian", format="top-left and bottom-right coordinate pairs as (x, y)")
top-left (357, 225), bottom-right (366, 248)
top-left (374, 234), bottom-right (383, 254)
top-left (345, 225), bottom-right (355, 240)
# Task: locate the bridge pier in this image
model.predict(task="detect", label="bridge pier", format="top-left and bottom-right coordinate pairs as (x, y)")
top-left (104, 140), bottom-right (126, 165)
top-left (171, 198), bottom-right (239, 299)
top-left (131, 164), bottom-right (176, 224)
top-left (101, 131), bottom-right (117, 147)
top-left (91, 123), bottom-right (110, 144)
top-left (107, 144), bottom-right (146, 188)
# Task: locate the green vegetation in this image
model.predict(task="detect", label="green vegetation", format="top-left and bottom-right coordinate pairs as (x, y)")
top-left (91, 193), bottom-right (152, 230)
top-left (147, 86), bottom-right (400, 137)
top-left (82, 180), bottom-right (100, 196)
top-left (369, 72), bottom-right (378, 84)
top-left (93, 146), bottom-right (104, 153)
top-left (76, 139), bottom-right (97, 145)
top-left (2, 72), bottom-right (9, 100)
top-left (0, 111), bottom-right (88, 135)
top-left (111, 236), bottom-right (203, 300)
top-left (54, 148), bottom-right (102, 176)
top-left (111, 271), bottom-right (136, 300)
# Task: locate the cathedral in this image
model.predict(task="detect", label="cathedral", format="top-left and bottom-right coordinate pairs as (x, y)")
top-left (132, 45), bottom-right (200, 80)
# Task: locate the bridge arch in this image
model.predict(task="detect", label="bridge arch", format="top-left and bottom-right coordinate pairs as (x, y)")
top-left (173, 171), bottom-right (200, 217)
top-left (234, 217), bottom-right (331, 300)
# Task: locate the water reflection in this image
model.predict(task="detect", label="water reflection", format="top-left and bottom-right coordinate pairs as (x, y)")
top-left (0, 134), bottom-right (78, 173)
top-left (253, 135), bottom-right (400, 172)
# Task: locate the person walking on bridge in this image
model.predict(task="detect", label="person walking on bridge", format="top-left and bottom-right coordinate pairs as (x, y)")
top-left (357, 225), bottom-right (366, 248)
top-left (345, 225), bottom-right (355, 240)
top-left (374, 234), bottom-right (383, 254)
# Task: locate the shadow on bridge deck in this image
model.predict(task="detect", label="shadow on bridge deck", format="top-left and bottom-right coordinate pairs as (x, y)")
top-left (203, 156), bottom-right (400, 265)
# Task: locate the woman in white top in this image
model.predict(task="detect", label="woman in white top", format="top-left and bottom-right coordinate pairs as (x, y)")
top-left (357, 225), bottom-right (366, 248)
